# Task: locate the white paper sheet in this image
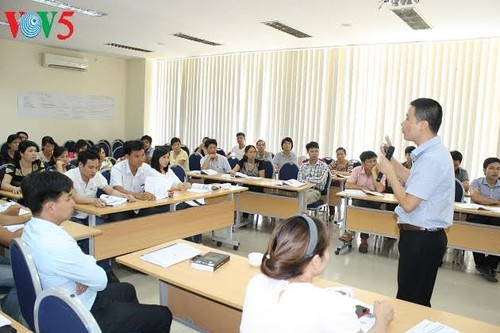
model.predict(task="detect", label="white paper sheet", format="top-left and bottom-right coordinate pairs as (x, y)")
top-left (140, 243), bottom-right (202, 268)
top-left (145, 176), bottom-right (173, 200)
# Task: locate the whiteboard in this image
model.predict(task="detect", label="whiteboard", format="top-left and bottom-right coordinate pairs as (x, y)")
top-left (18, 92), bottom-right (115, 120)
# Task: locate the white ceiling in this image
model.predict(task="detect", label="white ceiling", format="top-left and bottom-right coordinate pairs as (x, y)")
top-left (1, 0), bottom-right (500, 59)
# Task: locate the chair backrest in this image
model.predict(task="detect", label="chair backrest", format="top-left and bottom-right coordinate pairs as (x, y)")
top-left (35, 288), bottom-right (102, 333)
top-left (189, 153), bottom-right (202, 171)
top-left (228, 157), bottom-right (239, 169)
top-left (111, 139), bottom-right (123, 151)
top-left (0, 164), bottom-right (6, 181)
top-left (320, 171), bottom-right (332, 196)
top-left (454, 178), bottom-right (465, 202)
top-left (96, 170), bottom-right (111, 198)
top-left (112, 146), bottom-right (124, 159)
top-left (216, 148), bottom-right (226, 156)
top-left (170, 165), bottom-right (187, 182)
top-left (278, 163), bottom-right (299, 180)
top-left (10, 238), bottom-right (43, 330)
top-left (86, 139), bottom-right (95, 147)
top-left (0, 142), bottom-right (8, 155)
top-left (181, 145), bottom-right (190, 156)
top-left (350, 159), bottom-right (361, 168)
top-left (322, 157), bottom-right (333, 165)
top-left (97, 141), bottom-right (111, 157)
top-left (260, 160), bottom-right (274, 179)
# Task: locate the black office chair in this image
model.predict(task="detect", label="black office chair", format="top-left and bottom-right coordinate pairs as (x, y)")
top-left (112, 146), bottom-right (124, 159)
top-left (111, 139), bottom-right (124, 152)
top-left (278, 163), bottom-right (299, 180)
top-left (261, 160), bottom-right (274, 179)
top-left (35, 288), bottom-right (102, 333)
top-left (96, 170), bottom-right (111, 197)
top-left (216, 148), bottom-right (226, 156)
top-left (228, 157), bottom-right (239, 169)
top-left (454, 178), bottom-right (465, 203)
top-left (10, 238), bottom-right (43, 330)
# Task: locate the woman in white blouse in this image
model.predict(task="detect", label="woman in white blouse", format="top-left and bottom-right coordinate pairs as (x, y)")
top-left (240, 215), bottom-right (393, 333)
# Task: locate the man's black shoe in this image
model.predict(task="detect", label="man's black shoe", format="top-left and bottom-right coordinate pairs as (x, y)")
top-left (476, 265), bottom-right (498, 283)
top-left (107, 271), bottom-right (120, 284)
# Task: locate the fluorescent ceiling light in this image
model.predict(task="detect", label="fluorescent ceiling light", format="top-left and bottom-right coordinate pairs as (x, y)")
top-left (31, 0), bottom-right (107, 17)
top-left (262, 21), bottom-right (312, 38)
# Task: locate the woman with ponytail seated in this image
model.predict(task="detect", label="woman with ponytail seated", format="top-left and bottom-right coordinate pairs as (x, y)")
top-left (240, 215), bottom-right (394, 333)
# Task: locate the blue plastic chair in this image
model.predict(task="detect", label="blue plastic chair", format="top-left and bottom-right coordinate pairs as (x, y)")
top-left (111, 139), bottom-right (123, 152)
top-left (97, 141), bottom-right (111, 157)
top-left (170, 165), bottom-right (187, 182)
top-left (307, 172), bottom-right (332, 223)
top-left (216, 148), bottom-right (226, 156)
top-left (10, 238), bottom-right (43, 330)
top-left (96, 171), bottom-right (111, 198)
top-left (189, 153), bottom-right (202, 171)
top-left (112, 146), bottom-right (124, 159)
top-left (454, 178), bottom-right (465, 203)
top-left (260, 160), bottom-right (274, 179)
top-left (228, 157), bottom-right (239, 169)
top-left (35, 288), bottom-right (102, 333)
top-left (278, 163), bottom-right (299, 180)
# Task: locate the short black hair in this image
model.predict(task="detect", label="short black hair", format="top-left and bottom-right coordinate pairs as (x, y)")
top-left (336, 147), bottom-right (346, 155)
top-left (74, 139), bottom-right (88, 152)
top-left (151, 147), bottom-right (170, 173)
top-left (41, 136), bottom-right (56, 147)
top-left (204, 138), bottom-right (218, 149)
top-left (6, 134), bottom-right (20, 144)
top-left (21, 171), bottom-right (73, 215)
top-left (16, 131), bottom-right (28, 138)
top-left (123, 140), bottom-right (144, 155)
top-left (78, 150), bottom-right (100, 165)
top-left (170, 137), bottom-right (181, 145)
top-left (483, 157), bottom-right (500, 169)
top-left (410, 98), bottom-right (443, 134)
top-left (236, 132), bottom-right (245, 137)
top-left (404, 146), bottom-right (416, 155)
top-left (141, 135), bottom-right (152, 143)
top-left (281, 137), bottom-right (293, 149)
top-left (450, 150), bottom-right (463, 162)
top-left (19, 140), bottom-right (39, 153)
top-left (305, 141), bottom-right (319, 151)
top-left (359, 150), bottom-right (377, 162)
top-left (51, 146), bottom-right (68, 163)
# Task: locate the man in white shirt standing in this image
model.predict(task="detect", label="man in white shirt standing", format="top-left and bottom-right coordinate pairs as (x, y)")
top-left (21, 171), bottom-right (172, 333)
top-left (109, 140), bottom-right (164, 221)
top-left (65, 150), bottom-right (134, 283)
top-left (228, 132), bottom-right (246, 160)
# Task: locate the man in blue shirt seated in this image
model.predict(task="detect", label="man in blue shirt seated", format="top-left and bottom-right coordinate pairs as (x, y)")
top-left (379, 98), bottom-right (454, 307)
top-left (467, 157), bottom-right (500, 282)
top-left (20, 171), bottom-right (172, 333)
top-left (450, 150), bottom-right (470, 192)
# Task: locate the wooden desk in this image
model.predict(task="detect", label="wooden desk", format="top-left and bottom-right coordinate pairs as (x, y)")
top-left (336, 192), bottom-right (500, 255)
top-left (188, 172), bottom-right (315, 221)
top-left (0, 310), bottom-right (31, 332)
top-left (0, 190), bottom-right (23, 202)
top-left (117, 240), bottom-right (500, 333)
top-left (75, 187), bottom-right (247, 260)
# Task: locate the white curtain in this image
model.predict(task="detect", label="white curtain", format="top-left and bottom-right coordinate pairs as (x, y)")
top-left (149, 38), bottom-right (500, 179)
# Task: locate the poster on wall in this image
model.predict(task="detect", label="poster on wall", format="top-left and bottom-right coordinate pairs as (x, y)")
top-left (18, 92), bottom-right (115, 120)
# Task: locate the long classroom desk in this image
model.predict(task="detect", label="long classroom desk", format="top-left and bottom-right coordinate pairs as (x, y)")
top-left (188, 172), bottom-right (314, 222)
top-left (117, 240), bottom-right (500, 333)
top-left (336, 192), bottom-right (500, 255)
top-left (0, 190), bottom-right (23, 202)
top-left (74, 186), bottom-right (247, 260)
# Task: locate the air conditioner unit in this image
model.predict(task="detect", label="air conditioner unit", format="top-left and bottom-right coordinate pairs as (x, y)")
top-left (42, 53), bottom-right (88, 71)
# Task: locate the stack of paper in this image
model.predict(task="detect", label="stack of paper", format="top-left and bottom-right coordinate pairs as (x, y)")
top-left (99, 194), bottom-right (128, 206)
top-left (283, 179), bottom-right (305, 188)
top-left (406, 319), bottom-right (459, 333)
top-left (144, 176), bottom-right (173, 199)
top-left (141, 243), bottom-right (202, 268)
top-left (201, 169), bottom-right (218, 175)
top-left (363, 189), bottom-right (384, 197)
top-left (4, 224), bottom-right (24, 232)
top-left (455, 203), bottom-right (500, 213)
top-left (343, 189), bottom-right (366, 197)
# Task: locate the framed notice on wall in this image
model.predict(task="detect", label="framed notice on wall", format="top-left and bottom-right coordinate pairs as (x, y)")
top-left (18, 92), bottom-right (115, 120)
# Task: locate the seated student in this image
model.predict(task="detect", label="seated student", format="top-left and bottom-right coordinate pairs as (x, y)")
top-left (141, 135), bottom-right (154, 164)
top-left (228, 132), bottom-right (246, 160)
top-left (73, 139), bottom-right (89, 160)
top-left (0, 206), bottom-right (31, 320)
top-left (450, 150), bottom-right (470, 192)
top-left (200, 139), bottom-right (232, 173)
top-left (230, 145), bottom-right (265, 178)
top-left (109, 140), bottom-right (168, 221)
top-left (467, 157), bottom-right (500, 282)
top-left (64, 150), bottom-right (135, 282)
top-left (1, 140), bottom-right (44, 194)
top-left (15, 131), bottom-right (28, 142)
top-left (273, 137), bottom-right (298, 171)
top-left (255, 139), bottom-right (274, 162)
top-left (402, 146), bottom-right (416, 169)
top-left (339, 151), bottom-right (386, 254)
top-left (240, 215), bottom-right (393, 333)
top-left (193, 137), bottom-right (209, 156)
top-left (1, 134), bottom-right (21, 165)
top-left (329, 147), bottom-right (354, 177)
top-left (46, 146), bottom-right (74, 173)
top-left (38, 135), bottom-right (57, 163)
top-left (151, 147), bottom-right (192, 191)
top-left (20, 171), bottom-right (172, 333)
top-left (92, 145), bottom-right (114, 172)
top-left (169, 137), bottom-right (190, 172)
top-left (297, 142), bottom-right (329, 208)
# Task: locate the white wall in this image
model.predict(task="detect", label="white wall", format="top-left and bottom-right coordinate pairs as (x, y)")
top-left (0, 39), bottom-right (147, 146)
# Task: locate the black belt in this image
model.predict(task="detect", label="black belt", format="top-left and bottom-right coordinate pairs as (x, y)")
top-left (398, 224), bottom-right (443, 232)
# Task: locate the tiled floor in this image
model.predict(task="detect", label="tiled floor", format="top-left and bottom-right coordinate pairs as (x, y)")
top-left (115, 217), bottom-right (500, 332)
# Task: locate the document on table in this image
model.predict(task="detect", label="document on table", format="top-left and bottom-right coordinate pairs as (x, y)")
top-left (145, 176), bottom-right (173, 199)
top-left (201, 169), bottom-right (218, 175)
top-left (188, 183), bottom-right (213, 193)
top-left (99, 194), bottom-right (128, 206)
top-left (455, 203), bottom-right (500, 213)
top-left (141, 243), bottom-right (202, 268)
top-left (406, 319), bottom-right (459, 333)
top-left (343, 189), bottom-right (366, 197)
top-left (0, 202), bottom-right (30, 215)
top-left (0, 312), bottom-right (11, 327)
top-left (4, 224), bottom-right (24, 232)
top-left (362, 189), bottom-right (384, 197)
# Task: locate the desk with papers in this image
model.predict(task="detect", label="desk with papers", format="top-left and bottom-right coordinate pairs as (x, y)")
top-left (117, 240), bottom-right (500, 333)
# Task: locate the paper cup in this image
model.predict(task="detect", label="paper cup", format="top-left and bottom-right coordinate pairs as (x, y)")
top-left (248, 252), bottom-right (264, 267)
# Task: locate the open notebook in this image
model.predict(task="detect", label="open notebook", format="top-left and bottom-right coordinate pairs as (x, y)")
top-left (140, 243), bottom-right (201, 268)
